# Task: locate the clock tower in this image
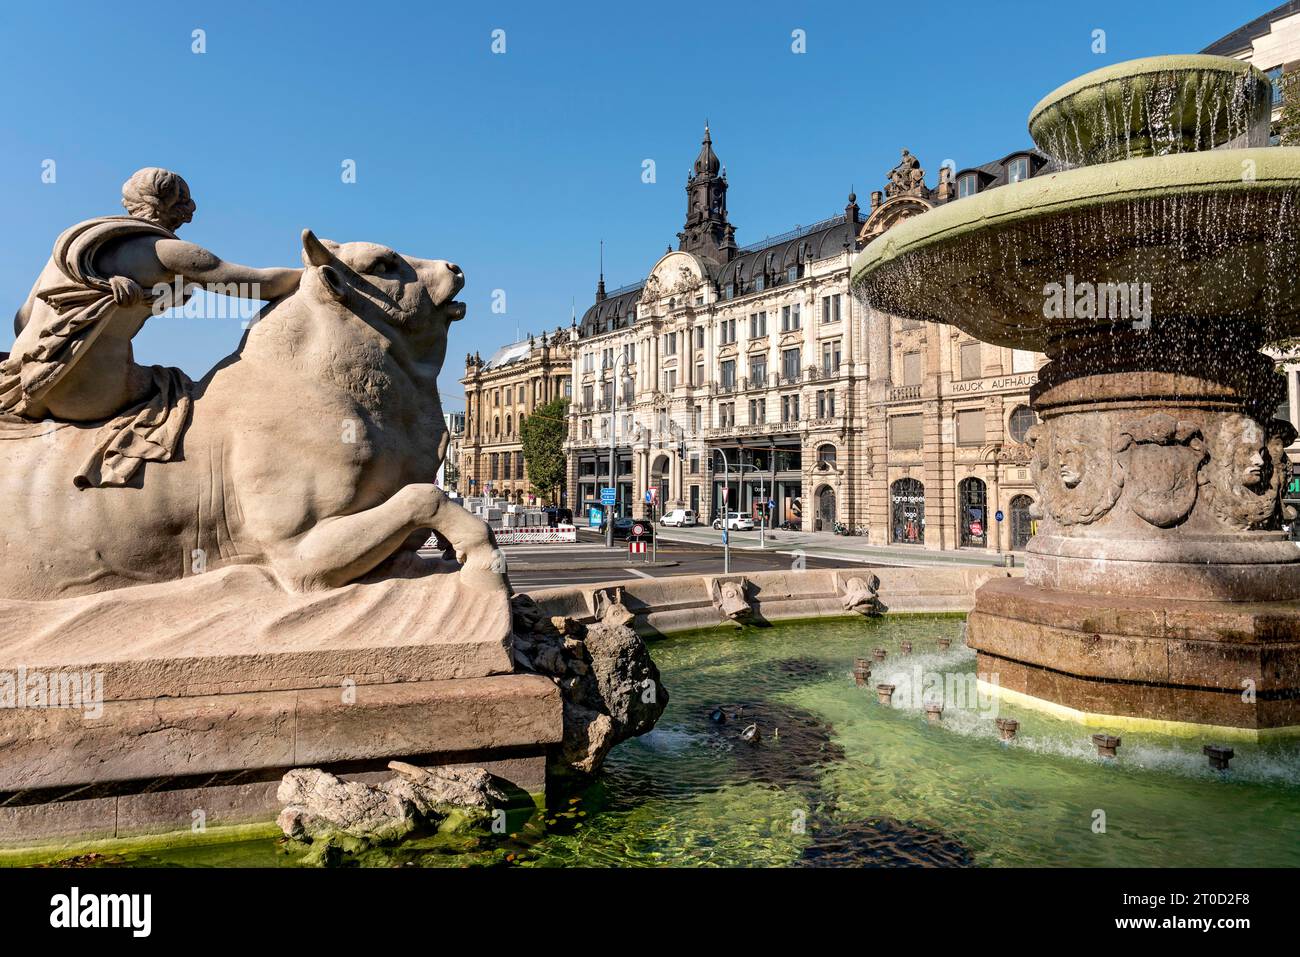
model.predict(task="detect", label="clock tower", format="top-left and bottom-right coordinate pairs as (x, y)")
top-left (677, 124), bottom-right (736, 266)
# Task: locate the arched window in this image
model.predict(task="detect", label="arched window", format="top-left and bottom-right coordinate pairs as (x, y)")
top-left (1011, 494), bottom-right (1036, 549)
top-left (816, 444), bottom-right (837, 467)
top-left (958, 477), bottom-right (987, 548)
top-left (1008, 405), bottom-right (1038, 443)
top-left (493, 417), bottom-right (500, 438)
top-left (815, 484), bottom-right (836, 532)
top-left (505, 414), bottom-right (512, 436)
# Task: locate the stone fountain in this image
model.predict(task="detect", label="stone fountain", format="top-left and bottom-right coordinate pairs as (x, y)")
top-left (854, 55), bottom-right (1300, 735)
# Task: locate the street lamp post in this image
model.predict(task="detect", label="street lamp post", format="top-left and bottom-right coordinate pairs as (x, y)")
top-left (605, 353), bottom-right (630, 549)
top-left (711, 447), bottom-right (731, 574)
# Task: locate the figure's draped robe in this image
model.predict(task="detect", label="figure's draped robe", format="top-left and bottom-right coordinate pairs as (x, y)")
top-left (0, 216), bottom-right (194, 488)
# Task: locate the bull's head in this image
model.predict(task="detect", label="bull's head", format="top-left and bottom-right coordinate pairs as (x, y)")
top-left (297, 228), bottom-right (465, 365)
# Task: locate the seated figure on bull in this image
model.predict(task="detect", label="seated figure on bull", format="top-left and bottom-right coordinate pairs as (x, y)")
top-left (2, 167), bottom-right (300, 487)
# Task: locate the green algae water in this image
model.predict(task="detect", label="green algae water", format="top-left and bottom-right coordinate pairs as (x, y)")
top-left (28, 615), bottom-right (1300, 868)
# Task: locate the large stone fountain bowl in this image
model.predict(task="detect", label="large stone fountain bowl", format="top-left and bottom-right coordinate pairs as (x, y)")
top-left (1028, 55), bottom-right (1273, 166)
top-left (850, 147), bottom-right (1300, 355)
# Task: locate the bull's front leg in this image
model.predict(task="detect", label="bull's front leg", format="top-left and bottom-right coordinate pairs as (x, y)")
top-left (272, 484), bottom-right (507, 592)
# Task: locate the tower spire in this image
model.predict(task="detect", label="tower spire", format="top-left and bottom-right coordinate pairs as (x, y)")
top-left (595, 239), bottom-right (606, 303)
top-left (679, 124), bottom-right (732, 265)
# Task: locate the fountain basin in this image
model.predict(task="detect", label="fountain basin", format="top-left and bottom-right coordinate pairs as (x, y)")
top-left (1028, 55), bottom-right (1272, 166)
top-left (12, 615), bottom-right (1300, 868)
top-left (852, 147), bottom-right (1300, 352)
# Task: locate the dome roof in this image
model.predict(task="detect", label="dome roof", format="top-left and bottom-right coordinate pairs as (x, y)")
top-left (693, 125), bottom-right (720, 177)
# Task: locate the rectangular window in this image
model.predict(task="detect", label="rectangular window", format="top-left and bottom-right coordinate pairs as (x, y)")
top-left (821, 294), bottom-right (841, 324)
top-left (602, 381), bottom-right (613, 406)
top-left (748, 398), bottom-right (766, 424)
top-left (695, 361), bottom-right (704, 386)
top-left (903, 351), bottom-right (922, 386)
top-left (582, 385), bottom-right (593, 408)
top-left (890, 413), bottom-right (923, 449)
top-left (821, 339), bottom-right (841, 374)
top-left (817, 390), bottom-right (836, 418)
top-left (515, 451), bottom-right (524, 477)
top-left (782, 348), bottom-right (801, 382)
top-left (781, 394), bottom-right (801, 424)
top-left (750, 355), bottom-right (767, 385)
top-left (791, 303), bottom-right (801, 330)
top-left (690, 454), bottom-right (700, 474)
top-left (1007, 156), bottom-right (1030, 183)
top-left (958, 174), bottom-right (979, 198)
top-left (664, 333), bottom-right (677, 356)
top-left (664, 369), bottom-right (677, 392)
top-left (956, 408), bottom-right (985, 446)
top-left (720, 359), bottom-right (736, 389)
top-left (502, 453), bottom-right (511, 479)
top-left (960, 341), bottom-right (982, 380)
top-left (718, 318), bottom-right (737, 345)
top-left (695, 326), bottom-right (705, 350)
top-left (490, 453), bottom-right (499, 479)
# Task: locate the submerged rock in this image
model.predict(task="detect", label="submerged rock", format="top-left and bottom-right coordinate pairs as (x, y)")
top-left (276, 764), bottom-right (509, 858)
top-left (510, 595), bottom-right (668, 778)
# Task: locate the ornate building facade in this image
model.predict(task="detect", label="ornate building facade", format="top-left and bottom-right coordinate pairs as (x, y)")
top-left (461, 331), bottom-right (573, 504)
top-left (563, 127), bottom-right (1052, 550)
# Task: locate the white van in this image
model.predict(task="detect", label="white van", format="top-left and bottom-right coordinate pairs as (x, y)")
top-left (660, 508), bottom-right (696, 527)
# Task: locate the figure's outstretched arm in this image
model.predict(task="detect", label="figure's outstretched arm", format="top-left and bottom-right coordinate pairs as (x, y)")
top-left (96, 237), bottom-right (301, 301)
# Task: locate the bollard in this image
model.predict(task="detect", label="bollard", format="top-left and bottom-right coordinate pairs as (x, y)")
top-left (1203, 744), bottom-right (1234, 771)
top-left (937, 637), bottom-right (952, 652)
top-left (873, 647), bottom-right (887, 663)
top-left (1092, 733), bottom-right (1121, 758)
top-left (924, 701), bottom-right (943, 724)
top-left (853, 658), bottom-right (872, 687)
top-left (996, 717), bottom-right (1019, 741)
top-left (900, 640), bottom-right (913, 655)
top-left (876, 683), bottom-right (895, 706)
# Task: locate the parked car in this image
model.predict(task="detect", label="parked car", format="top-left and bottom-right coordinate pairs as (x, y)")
top-left (599, 517), bottom-right (656, 540)
top-left (660, 508), bottom-right (696, 527)
top-left (712, 512), bottom-right (756, 531)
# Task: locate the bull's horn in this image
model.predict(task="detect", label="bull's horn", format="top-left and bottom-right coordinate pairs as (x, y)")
top-left (301, 229), bottom-right (333, 267)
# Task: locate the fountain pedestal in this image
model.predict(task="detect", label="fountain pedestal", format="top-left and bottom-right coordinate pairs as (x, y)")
top-left (854, 55), bottom-right (1300, 734)
top-left (969, 332), bottom-right (1300, 734)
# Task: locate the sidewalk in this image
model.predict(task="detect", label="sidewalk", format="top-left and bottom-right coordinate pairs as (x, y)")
top-left (647, 525), bottom-right (1022, 568)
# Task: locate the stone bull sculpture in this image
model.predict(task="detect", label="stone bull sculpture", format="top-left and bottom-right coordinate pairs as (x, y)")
top-left (0, 230), bottom-right (503, 602)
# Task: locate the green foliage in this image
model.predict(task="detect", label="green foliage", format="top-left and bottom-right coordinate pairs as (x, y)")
top-left (520, 396), bottom-right (569, 502)
top-left (1280, 70), bottom-right (1300, 147)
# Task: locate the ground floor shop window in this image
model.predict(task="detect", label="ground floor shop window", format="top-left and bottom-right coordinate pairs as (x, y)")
top-left (891, 478), bottom-right (925, 544)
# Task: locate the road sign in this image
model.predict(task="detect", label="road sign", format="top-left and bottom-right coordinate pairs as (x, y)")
top-left (601, 487), bottom-right (616, 505)
top-left (721, 487), bottom-right (729, 504)
top-left (995, 510), bottom-right (1005, 522)
top-left (645, 487), bottom-right (658, 504)
top-left (632, 523), bottom-right (645, 537)
top-left (768, 498), bottom-right (776, 510)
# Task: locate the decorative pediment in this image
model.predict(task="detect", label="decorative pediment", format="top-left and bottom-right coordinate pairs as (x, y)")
top-left (859, 195), bottom-right (935, 244)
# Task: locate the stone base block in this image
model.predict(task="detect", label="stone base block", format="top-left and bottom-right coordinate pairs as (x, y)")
top-left (0, 673), bottom-right (560, 849)
top-left (967, 577), bottom-right (1300, 730)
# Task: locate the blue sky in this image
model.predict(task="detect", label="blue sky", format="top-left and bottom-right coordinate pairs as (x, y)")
top-left (0, 0), bottom-right (1261, 409)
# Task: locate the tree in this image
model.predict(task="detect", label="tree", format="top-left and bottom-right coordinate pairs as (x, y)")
top-left (520, 396), bottom-right (569, 504)
top-left (1280, 69), bottom-right (1300, 147)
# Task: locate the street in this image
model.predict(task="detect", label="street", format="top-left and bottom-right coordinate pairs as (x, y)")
top-left (498, 535), bottom-right (885, 591)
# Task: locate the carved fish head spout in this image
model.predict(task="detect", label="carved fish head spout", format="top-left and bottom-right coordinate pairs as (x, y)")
top-left (298, 228), bottom-right (466, 360)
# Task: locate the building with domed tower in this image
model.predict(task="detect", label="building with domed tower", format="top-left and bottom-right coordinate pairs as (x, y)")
top-left (562, 126), bottom-right (1051, 552)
